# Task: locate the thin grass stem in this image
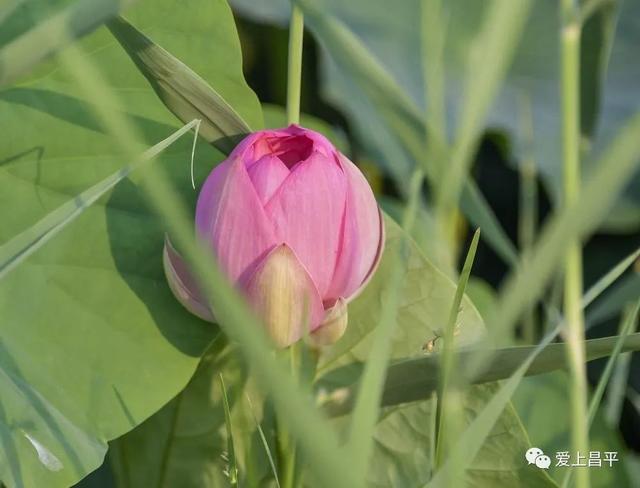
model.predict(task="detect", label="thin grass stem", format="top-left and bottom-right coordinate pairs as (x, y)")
top-left (560, 2), bottom-right (590, 486)
top-left (434, 229), bottom-right (480, 470)
top-left (286, 3), bottom-right (304, 125)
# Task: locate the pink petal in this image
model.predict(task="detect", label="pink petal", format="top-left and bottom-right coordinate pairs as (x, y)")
top-left (196, 157), bottom-right (277, 284)
top-left (309, 297), bottom-right (348, 347)
top-left (325, 154), bottom-right (383, 301)
top-left (264, 151), bottom-right (347, 297)
top-left (246, 154), bottom-right (291, 204)
top-left (226, 130), bottom-right (272, 162)
top-left (343, 207), bottom-right (385, 304)
top-left (229, 126), bottom-right (337, 167)
top-left (265, 133), bottom-right (314, 167)
top-left (163, 236), bottom-right (214, 322)
top-left (243, 244), bottom-right (325, 347)
top-left (283, 124), bottom-right (336, 158)
top-left (227, 129), bottom-right (297, 163)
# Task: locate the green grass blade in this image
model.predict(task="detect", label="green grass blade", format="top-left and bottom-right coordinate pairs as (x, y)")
top-left (583, 247), bottom-right (640, 334)
top-left (246, 395), bottom-right (281, 488)
top-left (461, 182), bottom-right (519, 266)
top-left (588, 305), bottom-right (638, 422)
top-left (586, 273), bottom-right (640, 327)
top-left (219, 374), bottom-right (239, 487)
top-left (322, 332), bottom-right (640, 416)
top-left (345, 169), bottom-right (424, 480)
top-left (107, 16), bottom-right (252, 153)
top-left (420, 0), bottom-right (447, 144)
top-left (603, 308), bottom-right (638, 426)
top-left (0, 0), bottom-right (137, 87)
top-left (583, 247), bottom-right (640, 307)
top-left (0, 119), bottom-right (200, 280)
top-left (434, 229), bottom-right (480, 467)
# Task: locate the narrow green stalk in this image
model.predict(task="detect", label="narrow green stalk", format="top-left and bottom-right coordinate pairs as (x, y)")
top-left (561, 300), bottom-right (640, 488)
top-left (277, 415), bottom-right (296, 488)
top-left (434, 229), bottom-right (481, 469)
top-left (518, 93), bottom-right (538, 343)
top-left (420, 0), bottom-right (447, 149)
top-left (281, 436), bottom-right (296, 487)
top-left (277, 344), bottom-right (302, 488)
top-left (286, 3), bottom-right (304, 125)
top-left (276, 6), bottom-right (305, 485)
top-left (560, 2), bottom-right (590, 487)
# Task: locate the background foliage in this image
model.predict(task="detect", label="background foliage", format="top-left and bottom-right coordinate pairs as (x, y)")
top-left (0, 0), bottom-right (639, 487)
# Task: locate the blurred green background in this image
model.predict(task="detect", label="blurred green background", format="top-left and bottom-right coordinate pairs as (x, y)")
top-left (1, 0), bottom-right (639, 486)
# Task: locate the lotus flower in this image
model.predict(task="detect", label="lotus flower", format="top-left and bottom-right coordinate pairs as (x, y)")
top-left (164, 125), bottom-right (384, 347)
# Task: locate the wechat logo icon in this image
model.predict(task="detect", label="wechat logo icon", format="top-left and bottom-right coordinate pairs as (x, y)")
top-left (526, 447), bottom-right (551, 469)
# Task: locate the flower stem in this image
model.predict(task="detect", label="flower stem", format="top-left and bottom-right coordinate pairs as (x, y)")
top-left (277, 342), bottom-right (305, 488)
top-left (286, 3), bottom-right (304, 125)
top-left (560, 2), bottom-right (590, 488)
top-left (276, 7), bottom-right (306, 486)
top-left (276, 420), bottom-right (291, 488)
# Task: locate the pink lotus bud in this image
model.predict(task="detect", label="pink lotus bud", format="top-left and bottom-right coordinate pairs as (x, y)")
top-left (164, 125), bottom-right (384, 347)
